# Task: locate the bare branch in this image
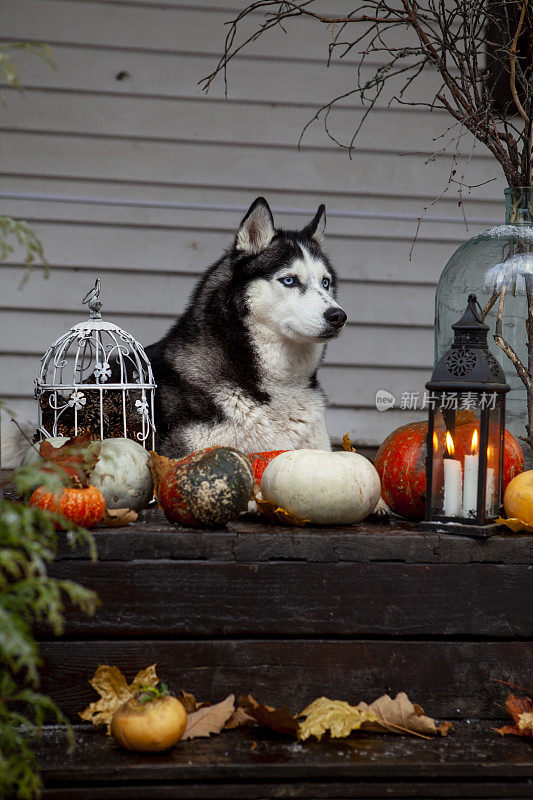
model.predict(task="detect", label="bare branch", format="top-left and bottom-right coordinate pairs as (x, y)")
top-left (202, 0), bottom-right (532, 188)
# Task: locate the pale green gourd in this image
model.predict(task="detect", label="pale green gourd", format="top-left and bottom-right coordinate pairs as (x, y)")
top-left (21, 437), bottom-right (153, 511)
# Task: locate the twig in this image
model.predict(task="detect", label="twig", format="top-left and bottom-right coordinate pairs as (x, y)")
top-left (377, 719), bottom-right (433, 739)
top-left (493, 284), bottom-right (532, 392)
top-left (509, 0), bottom-right (529, 125)
top-left (10, 417), bottom-right (38, 450)
top-left (491, 678), bottom-right (533, 694)
top-left (480, 290), bottom-right (499, 321)
top-left (202, 0), bottom-right (533, 189)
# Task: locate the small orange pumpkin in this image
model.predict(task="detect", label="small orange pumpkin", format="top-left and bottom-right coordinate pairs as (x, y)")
top-left (30, 485), bottom-right (106, 528)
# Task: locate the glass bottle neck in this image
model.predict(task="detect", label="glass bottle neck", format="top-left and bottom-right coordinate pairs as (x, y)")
top-left (505, 187), bottom-right (533, 225)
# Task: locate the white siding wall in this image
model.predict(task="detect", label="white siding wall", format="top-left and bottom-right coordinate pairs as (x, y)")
top-left (0, 0), bottom-right (507, 450)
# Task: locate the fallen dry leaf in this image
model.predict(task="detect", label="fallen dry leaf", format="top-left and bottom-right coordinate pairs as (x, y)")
top-left (342, 432), bottom-right (356, 452)
top-left (225, 706), bottom-right (256, 729)
top-left (148, 451), bottom-right (179, 506)
top-left (496, 694), bottom-right (533, 737)
top-left (176, 690), bottom-right (200, 715)
top-left (298, 697), bottom-right (377, 742)
top-left (175, 690), bottom-right (212, 715)
top-left (101, 508), bottom-right (138, 527)
top-left (254, 492), bottom-right (309, 527)
top-left (495, 516), bottom-right (533, 534)
top-left (357, 692), bottom-right (452, 737)
top-left (79, 664), bottom-right (159, 734)
top-left (238, 694), bottom-right (299, 736)
top-left (182, 694), bottom-right (235, 740)
top-left (40, 433), bottom-right (100, 488)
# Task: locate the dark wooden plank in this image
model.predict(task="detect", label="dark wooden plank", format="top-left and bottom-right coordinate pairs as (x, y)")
top-left (52, 509), bottom-right (533, 565)
top-left (36, 724), bottom-right (533, 787)
top-left (39, 639), bottom-right (533, 722)
top-left (41, 782), bottom-right (533, 800)
top-left (47, 559), bottom-right (533, 637)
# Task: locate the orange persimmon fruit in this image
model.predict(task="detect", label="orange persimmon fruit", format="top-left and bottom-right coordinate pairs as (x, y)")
top-left (111, 687), bottom-right (187, 751)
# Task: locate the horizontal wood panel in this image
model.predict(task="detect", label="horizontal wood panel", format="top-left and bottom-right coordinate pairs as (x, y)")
top-left (1, 186), bottom-right (501, 244)
top-left (0, 133), bottom-right (504, 200)
top-left (35, 778), bottom-right (533, 800)
top-left (47, 560), bottom-right (533, 637)
top-left (0, 173), bottom-right (504, 222)
top-left (6, 1), bottom-right (421, 63)
top-left (52, 514), bottom-right (533, 564)
top-left (0, 354), bottom-right (429, 409)
top-left (39, 639), bottom-right (533, 722)
top-left (0, 399), bottom-right (427, 459)
top-left (78, 0), bottom-right (369, 12)
top-left (7, 45), bottom-right (454, 111)
top-left (36, 724), bottom-right (533, 791)
top-left (0, 232), bottom-right (459, 285)
top-left (1, 90), bottom-right (474, 156)
top-left (0, 310), bottom-right (433, 368)
top-left (2, 209), bottom-right (487, 259)
top-left (0, 267), bottom-right (436, 324)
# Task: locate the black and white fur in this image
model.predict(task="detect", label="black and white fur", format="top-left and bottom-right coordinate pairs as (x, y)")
top-left (147, 197), bottom-right (347, 458)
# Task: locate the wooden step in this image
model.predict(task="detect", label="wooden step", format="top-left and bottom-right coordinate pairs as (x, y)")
top-left (37, 723), bottom-right (533, 799)
top-left (38, 509), bottom-right (533, 797)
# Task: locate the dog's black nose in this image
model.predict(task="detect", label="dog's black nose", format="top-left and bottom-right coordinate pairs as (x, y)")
top-left (324, 307), bottom-right (347, 328)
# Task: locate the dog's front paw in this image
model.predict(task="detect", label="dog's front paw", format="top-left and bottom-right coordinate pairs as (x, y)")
top-left (372, 496), bottom-right (390, 517)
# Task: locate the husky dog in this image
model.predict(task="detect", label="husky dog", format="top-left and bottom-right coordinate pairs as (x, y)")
top-left (148, 198), bottom-right (348, 457)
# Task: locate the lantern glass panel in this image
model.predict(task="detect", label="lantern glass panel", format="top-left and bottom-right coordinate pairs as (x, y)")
top-left (485, 399), bottom-right (505, 519)
top-left (428, 407), bottom-right (448, 519)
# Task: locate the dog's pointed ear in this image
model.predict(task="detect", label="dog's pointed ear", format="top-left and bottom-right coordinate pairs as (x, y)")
top-left (302, 204), bottom-right (326, 245)
top-left (235, 197), bottom-right (275, 254)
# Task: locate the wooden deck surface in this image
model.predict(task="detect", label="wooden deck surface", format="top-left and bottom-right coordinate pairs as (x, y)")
top-left (36, 508), bottom-right (533, 797)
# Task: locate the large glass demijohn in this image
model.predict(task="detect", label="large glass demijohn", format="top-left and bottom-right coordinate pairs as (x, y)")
top-left (435, 188), bottom-right (533, 466)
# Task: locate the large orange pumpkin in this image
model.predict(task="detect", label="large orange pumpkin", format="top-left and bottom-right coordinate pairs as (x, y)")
top-left (375, 420), bottom-right (524, 519)
top-left (30, 485), bottom-right (106, 528)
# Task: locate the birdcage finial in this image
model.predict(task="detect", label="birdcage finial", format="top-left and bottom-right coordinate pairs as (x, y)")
top-left (82, 279), bottom-right (102, 319)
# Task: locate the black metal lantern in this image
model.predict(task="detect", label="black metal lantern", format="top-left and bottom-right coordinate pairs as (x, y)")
top-left (420, 294), bottom-right (509, 537)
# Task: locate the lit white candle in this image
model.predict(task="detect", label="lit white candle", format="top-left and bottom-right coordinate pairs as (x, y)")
top-left (463, 429), bottom-right (479, 519)
top-left (443, 431), bottom-right (462, 517)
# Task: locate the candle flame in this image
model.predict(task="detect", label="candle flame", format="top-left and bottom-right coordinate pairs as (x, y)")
top-left (433, 431), bottom-right (439, 452)
top-left (471, 428), bottom-right (479, 455)
top-left (445, 431), bottom-right (455, 456)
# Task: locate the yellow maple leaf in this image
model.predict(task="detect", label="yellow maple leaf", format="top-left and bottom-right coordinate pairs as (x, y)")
top-left (298, 697), bottom-right (377, 742)
top-left (496, 516), bottom-right (533, 534)
top-left (518, 711), bottom-right (533, 733)
top-left (341, 432), bottom-right (356, 452)
top-left (79, 664), bottom-right (159, 734)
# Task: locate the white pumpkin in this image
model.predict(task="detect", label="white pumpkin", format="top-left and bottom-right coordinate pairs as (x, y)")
top-left (261, 449), bottom-right (381, 525)
top-left (21, 436), bottom-right (153, 511)
top-left (90, 438), bottom-right (153, 511)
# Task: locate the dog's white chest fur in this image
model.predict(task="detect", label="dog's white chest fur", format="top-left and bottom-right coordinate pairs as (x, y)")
top-left (181, 322), bottom-right (331, 453)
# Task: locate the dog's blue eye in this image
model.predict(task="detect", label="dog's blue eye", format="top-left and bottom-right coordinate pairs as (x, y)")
top-left (322, 278), bottom-right (330, 289)
top-left (281, 276), bottom-right (295, 286)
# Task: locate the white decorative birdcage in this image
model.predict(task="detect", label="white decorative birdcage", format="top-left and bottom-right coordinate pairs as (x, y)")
top-left (34, 280), bottom-right (156, 447)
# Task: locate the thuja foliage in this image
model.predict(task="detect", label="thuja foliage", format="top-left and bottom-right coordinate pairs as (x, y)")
top-left (0, 217), bottom-right (46, 276)
top-left (0, 459), bottom-right (98, 800)
top-left (0, 42), bottom-right (54, 277)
